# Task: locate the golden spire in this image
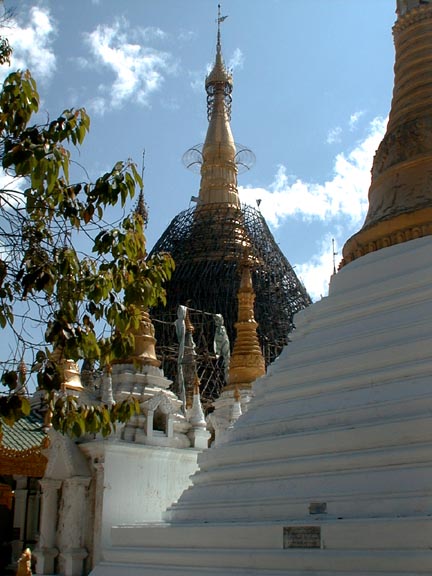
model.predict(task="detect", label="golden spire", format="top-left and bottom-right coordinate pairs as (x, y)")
top-left (342, 1), bottom-right (432, 266)
top-left (184, 308), bottom-right (197, 408)
top-left (123, 153), bottom-right (158, 367)
top-left (198, 4), bottom-right (239, 209)
top-left (111, 309), bottom-right (160, 368)
top-left (226, 255), bottom-right (265, 391)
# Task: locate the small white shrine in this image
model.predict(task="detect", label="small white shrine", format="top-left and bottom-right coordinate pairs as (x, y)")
top-left (34, 310), bottom-right (210, 576)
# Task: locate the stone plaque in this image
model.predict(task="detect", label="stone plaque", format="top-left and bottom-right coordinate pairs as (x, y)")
top-left (309, 501), bottom-right (327, 515)
top-left (283, 526), bottom-right (321, 549)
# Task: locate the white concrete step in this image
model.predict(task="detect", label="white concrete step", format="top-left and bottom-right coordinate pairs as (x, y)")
top-left (199, 414), bottom-right (432, 469)
top-left (169, 413), bottom-right (432, 522)
top-left (90, 517), bottom-right (432, 575)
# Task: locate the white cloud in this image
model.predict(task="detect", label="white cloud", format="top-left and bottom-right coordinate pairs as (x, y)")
top-left (240, 116), bottom-right (387, 228)
top-left (85, 19), bottom-right (173, 112)
top-left (327, 111), bottom-right (366, 145)
top-left (240, 115), bottom-right (387, 299)
top-left (294, 232), bottom-right (349, 302)
top-left (327, 126), bottom-right (342, 144)
top-left (178, 29), bottom-right (195, 42)
top-left (0, 7), bottom-right (56, 82)
top-left (349, 110), bottom-right (365, 130)
top-left (139, 27), bottom-right (167, 42)
top-left (229, 48), bottom-right (244, 70)
top-left (87, 95), bottom-right (108, 116)
top-left (295, 234), bottom-right (336, 302)
top-left (160, 97), bottom-right (180, 111)
top-left (0, 170), bottom-right (26, 212)
top-left (73, 56), bottom-right (91, 70)
top-left (190, 70), bottom-right (203, 93)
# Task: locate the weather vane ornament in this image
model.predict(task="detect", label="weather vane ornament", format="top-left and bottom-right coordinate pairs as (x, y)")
top-left (217, 4), bottom-right (228, 25)
top-left (216, 4), bottom-right (228, 50)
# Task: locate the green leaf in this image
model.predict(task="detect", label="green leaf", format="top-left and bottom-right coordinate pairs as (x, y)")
top-left (0, 68), bottom-right (173, 439)
top-left (130, 162), bottom-right (143, 190)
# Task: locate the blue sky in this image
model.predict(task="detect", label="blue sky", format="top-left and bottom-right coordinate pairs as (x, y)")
top-left (1, 0), bottom-right (397, 300)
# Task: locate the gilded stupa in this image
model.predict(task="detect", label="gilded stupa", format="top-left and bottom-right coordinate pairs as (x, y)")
top-left (343, 0), bottom-right (432, 264)
top-left (150, 10), bottom-right (311, 403)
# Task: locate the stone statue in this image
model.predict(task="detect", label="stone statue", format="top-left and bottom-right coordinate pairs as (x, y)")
top-left (175, 305), bottom-right (198, 409)
top-left (175, 305), bottom-right (187, 409)
top-left (213, 314), bottom-right (230, 384)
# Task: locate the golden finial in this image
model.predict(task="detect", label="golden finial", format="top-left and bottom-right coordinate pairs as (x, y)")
top-left (206, 4), bottom-right (232, 103)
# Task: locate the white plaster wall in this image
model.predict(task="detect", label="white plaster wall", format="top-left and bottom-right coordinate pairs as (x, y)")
top-left (98, 443), bottom-right (200, 554)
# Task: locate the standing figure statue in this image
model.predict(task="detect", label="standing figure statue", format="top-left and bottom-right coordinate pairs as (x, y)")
top-left (213, 314), bottom-right (231, 384)
top-left (175, 305), bottom-right (187, 410)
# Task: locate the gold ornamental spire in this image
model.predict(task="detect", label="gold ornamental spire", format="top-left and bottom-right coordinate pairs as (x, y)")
top-left (49, 348), bottom-right (84, 393)
top-left (342, 1), bottom-right (432, 266)
top-left (124, 157), bottom-right (159, 367)
top-left (198, 5), bottom-right (239, 209)
top-left (226, 255), bottom-right (265, 392)
top-left (129, 308), bottom-right (161, 367)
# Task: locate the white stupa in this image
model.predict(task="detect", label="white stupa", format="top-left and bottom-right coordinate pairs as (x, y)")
top-left (91, 2), bottom-right (432, 574)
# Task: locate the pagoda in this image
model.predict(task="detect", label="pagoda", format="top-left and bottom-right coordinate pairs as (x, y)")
top-left (150, 9), bottom-right (311, 405)
top-left (91, 2), bottom-right (432, 574)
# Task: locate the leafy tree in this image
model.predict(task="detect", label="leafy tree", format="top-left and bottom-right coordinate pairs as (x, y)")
top-left (0, 51), bottom-right (174, 435)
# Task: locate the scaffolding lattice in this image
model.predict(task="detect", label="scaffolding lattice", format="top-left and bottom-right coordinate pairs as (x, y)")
top-left (150, 203), bottom-right (311, 407)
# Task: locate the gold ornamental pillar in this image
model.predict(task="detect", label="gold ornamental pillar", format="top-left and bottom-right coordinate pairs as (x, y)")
top-left (226, 259), bottom-right (265, 392)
